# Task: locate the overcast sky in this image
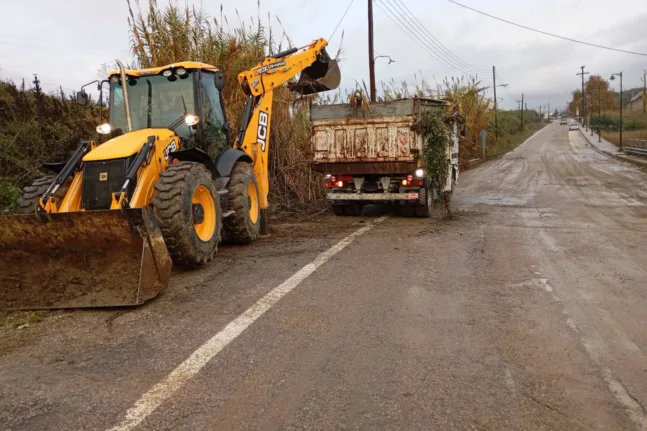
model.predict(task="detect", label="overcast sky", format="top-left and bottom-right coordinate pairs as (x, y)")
top-left (1, 0), bottom-right (645, 111)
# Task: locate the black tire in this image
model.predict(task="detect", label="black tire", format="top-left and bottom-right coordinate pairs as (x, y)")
top-left (224, 162), bottom-right (261, 243)
top-left (415, 186), bottom-right (435, 218)
top-left (16, 175), bottom-right (70, 214)
top-left (331, 204), bottom-right (346, 216)
top-left (398, 204), bottom-right (416, 217)
top-left (343, 202), bottom-right (364, 216)
top-left (152, 161), bottom-right (222, 268)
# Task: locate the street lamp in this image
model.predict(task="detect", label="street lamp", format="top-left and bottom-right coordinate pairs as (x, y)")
top-left (610, 72), bottom-right (623, 151)
top-left (374, 55), bottom-right (395, 65)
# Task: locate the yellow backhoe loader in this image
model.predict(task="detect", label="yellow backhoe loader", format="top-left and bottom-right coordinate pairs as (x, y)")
top-left (0, 38), bottom-right (340, 310)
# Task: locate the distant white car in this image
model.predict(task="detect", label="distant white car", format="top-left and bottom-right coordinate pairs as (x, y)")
top-left (568, 123), bottom-right (579, 131)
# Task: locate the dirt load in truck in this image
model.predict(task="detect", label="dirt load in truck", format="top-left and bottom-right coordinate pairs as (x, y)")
top-left (309, 98), bottom-right (462, 217)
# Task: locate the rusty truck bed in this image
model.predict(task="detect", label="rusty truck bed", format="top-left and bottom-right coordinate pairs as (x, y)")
top-left (310, 98), bottom-right (447, 174)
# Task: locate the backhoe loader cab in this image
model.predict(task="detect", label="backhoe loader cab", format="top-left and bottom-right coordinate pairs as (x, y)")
top-left (104, 63), bottom-right (229, 156)
top-left (0, 38), bottom-right (340, 311)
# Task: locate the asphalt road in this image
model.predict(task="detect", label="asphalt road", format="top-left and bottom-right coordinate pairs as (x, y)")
top-left (1, 122), bottom-right (647, 430)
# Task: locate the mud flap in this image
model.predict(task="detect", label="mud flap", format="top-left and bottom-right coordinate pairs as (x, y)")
top-left (288, 49), bottom-right (341, 95)
top-left (0, 208), bottom-right (172, 310)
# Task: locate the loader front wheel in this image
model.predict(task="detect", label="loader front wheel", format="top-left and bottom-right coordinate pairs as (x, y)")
top-left (224, 162), bottom-right (261, 243)
top-left (16, 175), bottom-right (70, 214)
top-left (153, 162), bottom-right (222, 268)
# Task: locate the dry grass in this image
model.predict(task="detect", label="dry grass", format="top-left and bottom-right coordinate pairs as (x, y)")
top-left (602, 129), bottom-right (647, 147)
top-left (127, 0), bottom-right (324, 211)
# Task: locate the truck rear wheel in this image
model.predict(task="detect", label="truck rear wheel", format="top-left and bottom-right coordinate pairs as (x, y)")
top-left (153, 162), bottom-right (222, 268)
top-left (224, 161), bottom-right (260, 243)
top-left (343, 202), bottom-right (363, 216)
top-left (331, 204), bottom-right (346, 216)
top-left (398, 204), bottom-right (415, 217)
top-left (16, 175), bottom-right (70, 214)
top-left (415, 186), bottom-right (434, 218)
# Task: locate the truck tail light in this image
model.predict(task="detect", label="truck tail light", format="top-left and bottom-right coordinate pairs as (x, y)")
top-left (402, 179), bottom-right (423, 187)
top-left (325, 180), bottom-right (347, 188)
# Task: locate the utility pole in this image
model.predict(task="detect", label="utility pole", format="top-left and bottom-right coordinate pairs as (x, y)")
top-left (493, 66), bottom-right (499, 139)
top-left (548, 103), bottom-right (550, 119)
top-left (610, 72), bottom-right (623, 151)
top-left (576, 66), bottom-right (589, 127)
top-left (368, 0), bottom-right (376, 103)
top-left (522, 94), bottom-right (525, 130)
top-left (643, 70), bottom-right (646, 114)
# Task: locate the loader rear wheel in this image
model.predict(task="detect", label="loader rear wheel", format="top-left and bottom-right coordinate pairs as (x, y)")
top-left (153, 162), bottom-right (222, 268)
top-left (16, 175), bottom-right (70, 214)
top-left (224, 162), bottom-right (260, 243)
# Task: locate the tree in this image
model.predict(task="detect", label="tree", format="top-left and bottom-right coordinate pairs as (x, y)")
top-left (569, 90), bottom-right (582, 115)
top-left (585, 75), bottom-right (616, 116)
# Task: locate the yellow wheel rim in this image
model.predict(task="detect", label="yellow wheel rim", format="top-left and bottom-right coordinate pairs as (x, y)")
top-left (248, 181), bottom-right (259, 224)
top-left (192, 185), bottom-right (216, 242)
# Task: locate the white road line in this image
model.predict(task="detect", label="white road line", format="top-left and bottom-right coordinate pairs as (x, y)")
top-left (107, 215), bottom-right (389, 431)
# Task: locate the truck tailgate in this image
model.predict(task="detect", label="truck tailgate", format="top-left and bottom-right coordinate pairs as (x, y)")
top-left (310, 100), bottom-right (420, 164)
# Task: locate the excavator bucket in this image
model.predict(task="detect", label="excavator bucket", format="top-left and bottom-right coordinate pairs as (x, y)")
top-left (0, 208), bottom-right (172, 310)
top-left (289, 49), bottom-right (341, 95)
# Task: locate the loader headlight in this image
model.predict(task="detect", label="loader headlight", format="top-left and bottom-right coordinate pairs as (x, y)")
top-left (415, 168), bottom-right (424, 178)
top-left (162, 69), bottom-right (173, 77)
top-left (176, 68), bottom-right (187, 76)
top-left (96, 123), bottom-right (112, 135)
top-left (184, 114), bottom-right (200, 126)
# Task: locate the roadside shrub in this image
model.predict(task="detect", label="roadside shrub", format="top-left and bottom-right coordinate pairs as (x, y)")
top-left (0, 181), bottom-right (21, 215)
top-left (0, 80), bottom-right (97, 213)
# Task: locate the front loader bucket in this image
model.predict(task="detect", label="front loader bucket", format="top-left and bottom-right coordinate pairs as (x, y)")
top-left (289, 49), bottom-right (341, 95)
top-left (0, 208), bottom-right (172, 310)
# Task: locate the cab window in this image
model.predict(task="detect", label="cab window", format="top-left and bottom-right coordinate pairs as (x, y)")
top-left (199, 72), bottom-right (228, 157)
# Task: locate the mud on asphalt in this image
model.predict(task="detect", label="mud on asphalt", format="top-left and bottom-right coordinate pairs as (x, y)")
top-left (0, 210), bottom-right (476, 359)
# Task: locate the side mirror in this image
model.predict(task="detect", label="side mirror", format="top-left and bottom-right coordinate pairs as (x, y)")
top-left (214, 71), bottom-right (225, 90)
top-left (76, 90), bottom-right (89, 106)
top-left (460, 124), bottom-right (467, 137)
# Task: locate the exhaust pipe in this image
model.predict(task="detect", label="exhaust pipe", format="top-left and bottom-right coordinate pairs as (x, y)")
top-left (116, 59), bottom-right (133, 133)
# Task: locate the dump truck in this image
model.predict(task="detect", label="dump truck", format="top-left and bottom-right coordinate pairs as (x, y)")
top-left (309, 98), bottom-right (461, 217)
top-left (0, 38), bottom-right (340, 310)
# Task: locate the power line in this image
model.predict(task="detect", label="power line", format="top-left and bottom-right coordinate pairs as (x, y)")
top-left (329, 0), bottom-right (355, 41)
top-left (391, 0), bottom-right (489, 73)
top-left (447, 0), bottom-right (647, 57)
top-left (375, 0), bottom-right (475, 76)
top-left (380, 0), bottom-right (481, 75)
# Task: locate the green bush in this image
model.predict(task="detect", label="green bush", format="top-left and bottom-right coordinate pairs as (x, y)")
top-left (0, 180), bottom-right (21, 214)
top-left (0, 80), bottom-right (97, 189)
